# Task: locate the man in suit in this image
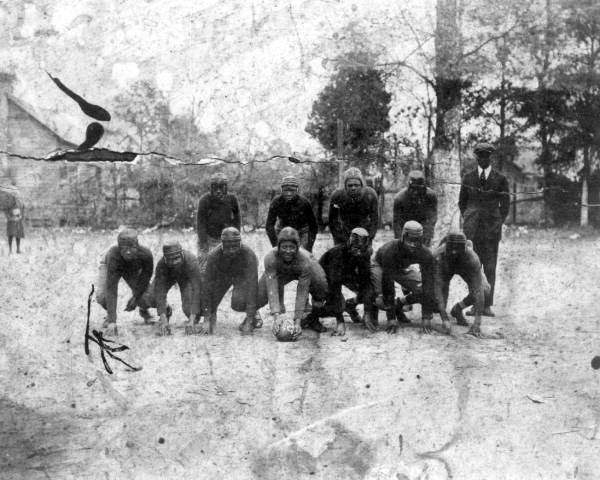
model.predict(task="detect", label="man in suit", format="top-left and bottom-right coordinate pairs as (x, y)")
top-left (458, 142), bottom-right (510, 317)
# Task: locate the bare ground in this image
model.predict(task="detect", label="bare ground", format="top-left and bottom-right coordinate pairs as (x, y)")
top-left (1, 228), bottom-right (599, 479)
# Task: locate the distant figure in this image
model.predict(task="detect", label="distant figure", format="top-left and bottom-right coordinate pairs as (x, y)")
top-left (393, 170), bottom-right (437, 246)
top-left (265, 176), bottom-right (318, 252)
top-left (328, 167), bottom-right (379, 245)
top-left (196, 173), bottom-right (241, 267)
top-left (6, 199), bottom-right (24, 254)
top-left (458, 142), bottom-right (510, 317)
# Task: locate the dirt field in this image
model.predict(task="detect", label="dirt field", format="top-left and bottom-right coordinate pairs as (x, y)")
top-left (1, 227), bottom-right (599, 480)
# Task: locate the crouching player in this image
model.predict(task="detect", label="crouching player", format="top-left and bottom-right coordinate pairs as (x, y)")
top-left (370, 221), bottom-right (440, 334)
top-left (304, 227), bottom-right (375, 336)
top-left (95, 229), bottom-right (153, 336)
top-left (433, 231), bottom-right (492, 337)
top-left (202, 227), bottom-right (262, 335)
top-left (257, 227), bottom-right (328, 341)
top-left (138, 241), bottom-right (203, 336)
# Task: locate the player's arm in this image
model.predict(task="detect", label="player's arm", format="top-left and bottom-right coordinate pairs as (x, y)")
top-left (264, 252), bottom-right (281, 314)
top-left (392, 194), bottom-right (404, 239)
top-left (305, 200), bottom-right (319, 250)
top-left (196, 196), bottom-right (209, 250)
top-left (367, 191), bottom-right (379, 240)
top-left (243, 249), bottom-right (259, 317)
top-left (265, 200), bottom-right (279, 247)
top-left (499, 176), bottom-right (510, 222)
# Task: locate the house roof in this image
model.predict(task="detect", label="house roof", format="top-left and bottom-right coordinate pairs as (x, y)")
top-left (6, 92), bottom-right (77, 149)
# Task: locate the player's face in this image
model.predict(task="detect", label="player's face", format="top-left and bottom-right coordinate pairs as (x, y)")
top-left (211, 182), bottom-right (227, 200)
top-left (476, 151), bottom-right (491, 170)
top-left (402, 235), bottom-right (421, 253)
top-left (279, 241), bottom-right (297, 262)
top-left (222, 240), bottom-right (241, 257)
top-left (165, 253), bottom-right (183, 267)
top-left (119, 245), bottom-right (137, 261)
top-left (348, 235), bottom-right (367, 257)
top-left (408, 180), bottom-right (426, 197)
top-left (345, 179), bottom-right (362, 199)
top-left (281, 186), bottom-right (298, 202)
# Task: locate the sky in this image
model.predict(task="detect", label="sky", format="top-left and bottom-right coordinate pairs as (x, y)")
top-left (0, 0), bottom-right (437, 157)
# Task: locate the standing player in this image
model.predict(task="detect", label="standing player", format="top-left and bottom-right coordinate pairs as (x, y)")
top-left (95, 229), bottom-right (153, 336)
top-left (393, 170), bottom-right (437, 246)
top-left (202, 227), bottom-right (261, 335)
top-left (458, 142), bottom-right (509, 316)
top-left (304, 227), bottom-right (374, 336)
top-left (370, 221), bottom-right (440, 334)
top-left (265, 176), bottom-right (318, 252)
top-left (196, 173), bottom-right (241, 267)
top-left (432, 231), bottom-right (492, 337)
top-left (328, 167), bottom-right (379, 245)
top-left (257, 227), bottom-right (328, 341)
top-left (138, 241), bottom-right (203, 336)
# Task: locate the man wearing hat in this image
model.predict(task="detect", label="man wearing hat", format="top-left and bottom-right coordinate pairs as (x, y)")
top-left (432, 231), bottom-right (492, 337)
top-left (304, 227), bottom-right (375, 336)
top-left (370, 221), bottom-right (439, 334)
top-left (257, 227), bottom-right (329, 340)
top-left (202, 227), bottom-right (262, 335)
top-left (95, 229), bottom-right (154, 336)
top-left (138, 241), bottom-right (203, 336)
top-left (328, 167), bottom-right (379, 245)
top-left (458, 142), bottom-right (510, 317)
top-left (265, 176), bottom-right (318, 252)
top-left (196, 173), bottom-right (241, 267)
top-left (393, 170), bottom-right (438, 246)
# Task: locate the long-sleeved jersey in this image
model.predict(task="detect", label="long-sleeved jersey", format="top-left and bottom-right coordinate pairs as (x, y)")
top-left (104, 245), bottom-right (153, 323)
top-left (204, 244), bottom-right (258, 316)
top-left (196, 193), bottom-right (241, 247)
top-left (393, 187), bottom-right (438, 244)
top-left (153, 250), bottom-right (203, 317)
top-left (432, 241), bottom-right (487, 317)
top-left (263, 248), bottom-right (325, 318)
top-left (371, 239), bottom-right (435, 316)
top-left (265, 194), bottom-right (318, 248)
top-left (327, 187), bottom-right (379, 244)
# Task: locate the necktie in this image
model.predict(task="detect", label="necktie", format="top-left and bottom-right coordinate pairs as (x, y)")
top-left (480, 170), bottom-right (486, 186)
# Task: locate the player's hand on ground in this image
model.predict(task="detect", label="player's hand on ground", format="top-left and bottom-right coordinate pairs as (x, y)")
top-left (421, 317), bottom-right (432, 334)
top-left (156, 314), bottom-right (171, 336)
top-left (102, 321), bottom-right (118, 336)
top-left (238, 315), bottom-right (254, 335)
top-left (440, 320), bottom-right (452, 335)
top-left (386, 318), bottom-right (399, 334)
top-left (291, 319), bottom-right (302, 340)
top-left (374, 294), bottom-right (386, 311)
top-left (124, 296), bottom-right (137, 312)
top-left (184, 314), bottom-right (197, 335)
top-left (332, 321), bottom-right (346, 336)
top-left (467, 323), bottom-right (483, 338)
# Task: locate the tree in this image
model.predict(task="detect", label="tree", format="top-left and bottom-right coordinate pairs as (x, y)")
top-left (305, 63), bottom-right (391, 165)
top-left (113, 80), bottom-right (171, 152)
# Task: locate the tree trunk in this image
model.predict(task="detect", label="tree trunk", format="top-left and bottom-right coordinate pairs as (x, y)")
top-left (431, 0), bottom-right (463, 243)
top-left (581, 147), bottom-right (590, 227)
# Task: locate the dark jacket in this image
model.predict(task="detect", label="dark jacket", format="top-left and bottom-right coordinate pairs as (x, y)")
top-left (205, 243), bottom-right (258, 316)
top-left (265, 194), bottom-right (318, 248)
top-left (153, 250), bottom-right (202, 317)
top-left (432, 239), bottom-right (486, 318)
top-left (104, 245), bottom-right (154, 323)
top-left (328, 188), bottom-right (379, 243)
top-left (196, 193), bottom-right (241, 246)
top-left (371, 239), bottom-right (435, 317)
top-left (458, 169), bottom-right (510, 242)
top-left (393, 187), bottom-right (437, 243)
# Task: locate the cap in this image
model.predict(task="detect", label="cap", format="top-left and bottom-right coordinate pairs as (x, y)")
top-left (281, 176), bottom-right (299, 188)
top-left (277, 226), bottom-right (300, 246)
top-left (473, 143), bottom-right (495, 154)
top-left (402, 221), bottom-right (423, 238)
top-left (447, 231), bottom-right (467, 244)
top-left (117, 228), bottom-right (138, 247)
top-left (163, 241), bottom-right (183, 257)
top-left (350, 227), bottom-right (369, 238)
top-left (221, 227), bottom-right (242, 242)
top-left (210, 173), bottom-right (228, 185)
